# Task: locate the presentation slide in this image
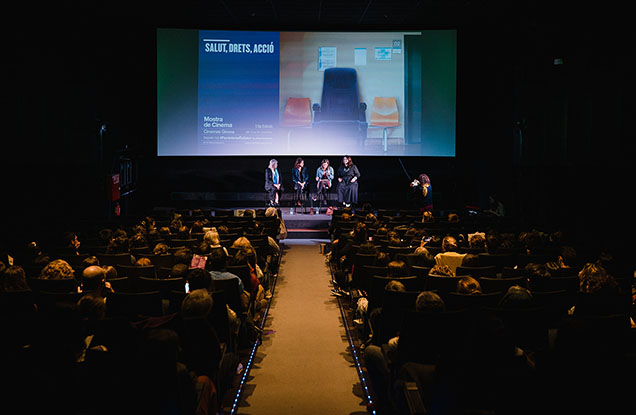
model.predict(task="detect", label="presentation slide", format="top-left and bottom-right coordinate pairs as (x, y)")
top-left (157, 29), bottom-right (456, 157)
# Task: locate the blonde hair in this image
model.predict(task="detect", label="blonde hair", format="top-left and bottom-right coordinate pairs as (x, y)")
top-left (203, 228), bottom-right (221, 246)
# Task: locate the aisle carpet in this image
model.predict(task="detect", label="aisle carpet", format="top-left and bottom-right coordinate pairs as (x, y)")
top-left (234, 240), bottom-right (367, 415)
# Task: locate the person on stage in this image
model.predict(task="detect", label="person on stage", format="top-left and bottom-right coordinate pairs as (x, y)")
top-left (315, 158), bottom-right (334, 210)
top-left (291, 157), bottom-right (309, 208)
top-left (410, 173), bottom-right (433, 211)
top-left (336, 156), bottom-right (360, 208)
top-left (265, 158), bottom-right (283, 207)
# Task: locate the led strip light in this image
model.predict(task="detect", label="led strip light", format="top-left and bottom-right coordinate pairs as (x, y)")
top-left (331, 266), bottom-right (377, 415)
top-left (229, 253), bottom-right (281, 415)
top-left (228, 249), bottom-right (375, 415)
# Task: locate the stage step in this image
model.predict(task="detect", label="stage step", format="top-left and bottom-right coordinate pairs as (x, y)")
top-left (282, 210), bottom-right (331, 240)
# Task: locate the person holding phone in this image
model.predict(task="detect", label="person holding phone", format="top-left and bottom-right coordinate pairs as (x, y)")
top-left (410, 173), bottom-right (433, 211)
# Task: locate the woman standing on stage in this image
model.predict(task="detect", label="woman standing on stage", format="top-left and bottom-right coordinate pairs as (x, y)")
top-left (265, 158), bottom-right (283, 207)
top-left (410, 173), bottom-right (433, 211)
top-left (291, 157), bottom-right (309, 208)
top-left (336, 156), bottom-right (360, 208)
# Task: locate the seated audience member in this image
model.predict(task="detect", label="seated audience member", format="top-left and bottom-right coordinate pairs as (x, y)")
top-left (434, 236), bottom-right (466, 275)
top-left (572, 262), bottom-right (622, 316)
top-left (133, 328), bottom-right (198, 415)
top-left (363, 291), bottom-right (445, 415)
top-left (421, 211), bottom-right (435, 223)
top-left (187, 265), bottom-right (241, 344)
top-left (203, 228), bottom-right (228, 255)
top-left (498, 285), bottom-right (534, 308)
top-left (40, 259), bottom-right (76, 280)
top-left (81, 255), bottom-right (100, 270)
top-left (1, 265), bottom-right (31, 292)
top-left (173, 247), bottom-right (193, 266)
top-left (467, 232), bottom-right (487, 252)
top-left (429, 264), bottom-right (455, 277)
top-left (207, 247), bottom-right (247, 297)
top-left (135, 257), bottom-right (153, 267)
top-left (79, 265), bottom-right (113, 299)
top-left (60, 231), bottom-right (82, 256)
top-left (524, 262), bottom-right (551, 291)
top-left (170, 263), bottom-right (189, 279)
top-left (101, 265), bottom-right (118, 281)
top-left (413, 246), bottom-right (436, 267)
top-left (457, 276), bottom-right (483, 295)
top-left (265, 207), bottom-right (287, 240)
top-left (178, 288), bottom-right (224, 413)
top-left (104, 231), bottom-right (136, 265)
top-left (153, 242), bottom-right (170, 256)
top-left (386, 260), bottom-right (409, 279)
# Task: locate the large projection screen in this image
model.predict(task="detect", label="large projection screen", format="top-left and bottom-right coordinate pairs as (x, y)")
top-left (157, 29), bottom-right (456, 157)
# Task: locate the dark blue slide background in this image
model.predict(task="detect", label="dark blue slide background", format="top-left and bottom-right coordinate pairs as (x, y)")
top-left (197, 31), bottom-right (280, 154)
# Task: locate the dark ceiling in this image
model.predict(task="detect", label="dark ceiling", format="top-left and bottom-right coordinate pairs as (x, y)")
top-left (13, 0), bottom-right (624, 31)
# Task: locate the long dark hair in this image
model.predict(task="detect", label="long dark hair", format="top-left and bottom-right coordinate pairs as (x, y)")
top-left (418, 173), bottom-right (431, 186)
top-left (294, 157), bottom-right (304, 169)
top-left (342, 156), bottom-right (352, 167)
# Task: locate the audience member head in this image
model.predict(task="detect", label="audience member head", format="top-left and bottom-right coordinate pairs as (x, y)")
top-left (187, 267), bottom-right (212, 292)
top-left (207, 247), bottom-right (228, 271)
top-left (375, 252), bottom-right (391, 267)
top-left (81, 265), bottom-right (106, 295)
top-left (415, 291), bottom-right (446, 312)
top-left (97, 228), bottom-right (114, 246)
top-left (102, 265), bottom-right (118, 280)
top-left (468, 233), bottom-right (486, 251)
top-left (1, 265), bottom-right (30, 292)
top-left (578, 262), bottom-right (618, 295)
top-left (447, 213), bottom-right (460, 223)
top-left (498, 285), bottom-right (533, 308)
top-left (170, 263), bottom-right (189, 278)
top-left (173, 247), bottom-right (193, 265)
top-left (265, 207), bottom-right (279, 218)
top-left (441, 235), bottom-right (459, 253)
top-left (153, 242), bottom-right (170, 255)
top-left (203, 228), bottom-right (221, 246)
top-left (386, 260), bottom-right (409, 278)
top-left (181, 288), bottom-right (214, 319)
top-left (129, 233), bottom-right (148, 249)
top-left (429, 264), bottom-right (455, 277)
top-left (135, 257), bottom-right (152, 267)
top-left (421, 211), bottom-right (435, 223)
top-left (385, 280), bottom-right (407, 293)
top-left (40, 259), bottom-right (75, 280)
top-left (193, 241), bottom-right (211, 257)
top-left (457, 276), bottom-right (482, 295)
top-left (81, 255), bottom-right (100, 270)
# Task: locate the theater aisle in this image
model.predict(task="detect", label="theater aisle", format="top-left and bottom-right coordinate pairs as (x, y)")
top-left (235, 239), bottom-right (366, 415)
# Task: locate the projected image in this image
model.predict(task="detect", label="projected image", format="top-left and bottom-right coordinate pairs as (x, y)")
top-left (157, 29), bottom-right (456, 157)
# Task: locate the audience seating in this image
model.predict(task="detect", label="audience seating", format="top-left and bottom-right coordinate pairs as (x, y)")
top-left (97, 253), bottom-right (134, 267)
top-left (477, 276), bottom-right (526, 294)
top-left (27, 277), bottom-right (78, 294)
top-left (106, 291), bottom-right (164, 319)
top-left (455, 264), bottom-right (497, 278)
